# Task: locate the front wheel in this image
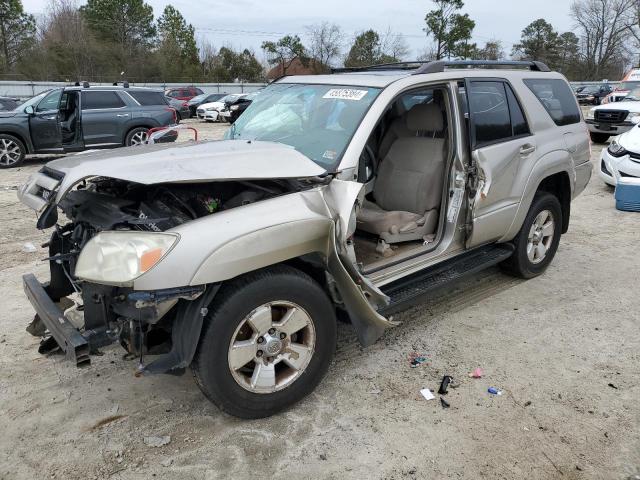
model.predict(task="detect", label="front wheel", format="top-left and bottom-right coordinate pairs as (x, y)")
top-left (0, 134), bottom-right (26, 168)
top-left (125, 127), bottom-right (150, 146)
top-left (192, 266), bottom-right (337, 419)
top-left (500, 192), bottom-right (562, 279)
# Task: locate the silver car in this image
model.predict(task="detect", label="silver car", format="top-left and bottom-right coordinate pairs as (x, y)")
top-left (18, 60), bottom-right (591, 418)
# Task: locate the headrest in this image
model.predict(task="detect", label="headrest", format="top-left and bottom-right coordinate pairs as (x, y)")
top-left (406, 103), bottom-right (443, 132)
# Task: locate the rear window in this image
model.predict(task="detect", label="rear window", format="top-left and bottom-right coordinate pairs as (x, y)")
top-left (523, 79), bottom-right (580, 126)
top-left (128, 91), bottom-right (167, 106)
top-left (192, 88), bottom-right (204, 95)
top-left (82, 91), bottom-right (126, 110)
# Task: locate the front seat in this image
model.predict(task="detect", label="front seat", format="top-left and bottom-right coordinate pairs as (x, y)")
top-left (357, 103), bottom-right (446, 244)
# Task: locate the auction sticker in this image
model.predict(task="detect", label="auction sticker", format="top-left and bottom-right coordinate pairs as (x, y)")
top-left (323, 89), bottom-right (369, 101)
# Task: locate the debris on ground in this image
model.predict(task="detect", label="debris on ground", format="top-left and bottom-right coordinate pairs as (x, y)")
top-left (468, 367), bottom-right (484, 378)
top-left (524, 401), bottom-right (532, 407)
top-left (160, 458), bottom-right (173, 467)
top-left (608, 383), bottom-right (618, 389)
top-left (488, 387), bottom-right (503, 396)
top-left (438, 375), bottom-right (452, 395)
top-left (368, 388), bottom-right (381, 395)
top-left (22, 242), bottom-right (37, 253)
top-left (144, 436), bottom-right (171, 448)
top-left (408, 352), bottom-right (428, 368)
top-left (440, 397), bottom-right (450, 409)
top-left (420, 388), bottom-right (435, 401)
top-left (87, 415), bottom-right (127, 432)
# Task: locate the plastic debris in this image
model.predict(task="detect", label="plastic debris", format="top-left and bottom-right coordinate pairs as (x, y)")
top-left (408, 352), bottom-right (427, 368)
top-left (440, 397), bottom-right (450, 409)
top-left (22, 242), bottom-right (37, 253)
top-left (438, 375), bottom-right (452, 395)
top-left (160, 458), bottom-right (173, 467)
top-left (144, 435), bottom-right (171, 447)
top-left (420, 388), bottom-right (435, 401)
top-left (469, 367), bottom-right (484, 378)
top-left (488, 387), bottom-right (503, 396)
top-left (608, 383), bottom-right (618, 389)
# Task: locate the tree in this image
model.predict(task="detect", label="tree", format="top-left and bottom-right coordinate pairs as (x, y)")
top-left (80, 0), bottom-right (155, 77)
top-left (423, 0), bottom-right (475, 60)
top-left (0, 0), bottom-right (36, 72)
top-left (478, 39), bottom-right (504, 60)
top-left (571, 0), bottom-right (636, 79)
top-left (306, 22), bottom-right (343, 73)
top-left (208, 46), bottom-right (263, 82)
top-left (380, 28), bottom-right (410, 61)
top-left (344, 30), bottom-right (396, 67)
top-left (556, 31), bottom-right (580, 78)
top-left (512, 19), bottom-right (559, 67)
top-left (156, 5), bottom-right (199, 79)
top-left (261, 35), bottom-right (306, 76)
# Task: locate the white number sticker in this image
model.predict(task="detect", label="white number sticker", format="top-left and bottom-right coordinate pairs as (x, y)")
top-left (323, 89), bottom-right (369, 101)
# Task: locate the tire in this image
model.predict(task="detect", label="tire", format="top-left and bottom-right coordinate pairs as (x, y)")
top-left (590, 132), bottom-right (609, 144)
top-left (500, 192), bottom-right (562, 279)
top-left (192, 265), bottom-right (337, 419)
top-left (0, 134), bottom-right (26, 168)
top-left (125, 127), bottom-right (150, 146)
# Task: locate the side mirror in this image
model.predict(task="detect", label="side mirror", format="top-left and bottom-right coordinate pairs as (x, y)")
top-left (24, 105), bottom-right (34, 115)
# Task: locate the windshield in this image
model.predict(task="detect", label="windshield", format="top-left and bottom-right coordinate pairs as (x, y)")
top-left (14, 91), bottom-right (48, 112)
top-left (226, 83), bottom-right (381, 169)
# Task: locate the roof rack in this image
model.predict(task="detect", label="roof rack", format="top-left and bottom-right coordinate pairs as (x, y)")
top-left (331, 59), bottom-right (550, 75)
top-left (413, 60), bottom-right (550, 74)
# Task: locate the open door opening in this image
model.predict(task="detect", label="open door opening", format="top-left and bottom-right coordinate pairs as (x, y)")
top-left (60, 91), bottom-right (83, 152)
top-left (352, 85), bottom-right (455, 272)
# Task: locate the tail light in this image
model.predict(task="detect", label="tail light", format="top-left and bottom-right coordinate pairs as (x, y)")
top-left (181, 101), bottom-right (189, 107)
top-left (164, 107), bottom-right (177, 124)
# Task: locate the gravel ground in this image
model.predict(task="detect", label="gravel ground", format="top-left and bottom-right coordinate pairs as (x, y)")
top-left (0, 119), bottom-right (638, 480)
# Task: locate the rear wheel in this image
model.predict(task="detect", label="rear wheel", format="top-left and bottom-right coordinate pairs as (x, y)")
top-left (192, 266), bottom-right (337, 418)
top-left (125, 127), bottom-right (150, 146)
top-left (501, 192), bottom-right (562, 279)
top-left (590, 132), bottom-right (609, 144)
top-left (0, 134), bottom-right (26, 168)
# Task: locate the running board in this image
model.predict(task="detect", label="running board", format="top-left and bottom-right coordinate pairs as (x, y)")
top-left (379, 244), bottom-right (514, 314)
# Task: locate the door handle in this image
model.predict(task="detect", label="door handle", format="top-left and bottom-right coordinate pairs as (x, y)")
top-left (519, 144), bottom-right (536, 155)
top-left (44, 116), bottom-right (57, 120)
top-left (116, 113), bottom-right (129, 117)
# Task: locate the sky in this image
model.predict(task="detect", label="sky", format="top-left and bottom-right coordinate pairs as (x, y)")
top-left (22, 0), bottom-right (576, 61)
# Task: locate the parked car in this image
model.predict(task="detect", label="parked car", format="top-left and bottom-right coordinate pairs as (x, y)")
top-left (0, 96), bottom-right (18, 111)
top-left (165, 87), bottom-right (204, 101)
top-left (18, 60), bottom-right (590, 418)
top-left (187, 93), bottom-right (227, 117)
top-left (575, 84), bottom-right (613, 105)
top-left (585, 87), bottom-right (640, 143)
top-left (601, 81), bottom-right (640, 104)
top-left (0, 85), bottom-right (177, 168)
top-left (196, 93), bottom-right (246, 122)
top-left (219, 90), bottom-right (261, 123)
top-left (599, 124), bottom-right (640, 186)
top-left (165, 96), bottom-right (190, 120)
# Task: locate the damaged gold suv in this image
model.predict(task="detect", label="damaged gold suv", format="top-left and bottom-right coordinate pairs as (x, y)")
top-left (18, 61), bottom-right (591, 418)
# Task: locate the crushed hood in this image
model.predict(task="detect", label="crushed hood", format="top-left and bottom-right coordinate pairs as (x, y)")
top-left (48, 140), bottom-right (326, 201)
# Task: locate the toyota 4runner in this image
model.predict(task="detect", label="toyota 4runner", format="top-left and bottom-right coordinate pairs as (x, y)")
top-left (18, 60), bottom-right (592, 418)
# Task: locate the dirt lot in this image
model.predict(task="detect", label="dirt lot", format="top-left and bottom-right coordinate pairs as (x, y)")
top-left (0, 119), bottom-right (638, 480)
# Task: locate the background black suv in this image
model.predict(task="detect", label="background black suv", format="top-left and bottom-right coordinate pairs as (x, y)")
top-left (0, 85), bottom-right (177, 168)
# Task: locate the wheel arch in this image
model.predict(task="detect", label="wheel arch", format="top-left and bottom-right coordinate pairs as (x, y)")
top-left (535, 171), bottom-right (571, 234)
top-left (0, 130), bottom-right (32, 153)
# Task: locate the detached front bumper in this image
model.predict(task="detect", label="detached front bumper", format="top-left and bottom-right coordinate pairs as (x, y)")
top-left (22, 274), bottom-right (90, 367)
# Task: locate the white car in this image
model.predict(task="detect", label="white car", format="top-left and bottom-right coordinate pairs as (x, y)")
top-left (599, 125), bottom-right (640, 186)
top-left (585, 87), bottom-right (640, 143)
top-left (196, 93), bottom-right (247, 122)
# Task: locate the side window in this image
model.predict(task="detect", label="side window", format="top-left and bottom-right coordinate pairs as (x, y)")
top-left (505, 84), bottom-right (530, 137)
top-left (523, 78), bottom-right (580, 126)
top-left (82, 91), bottom-right (126, 110)
top-left (468, 81), bottom-right (512, 146)
top-left (167, 90), bottom-right (179, 98)
top-left (128, 91), bottom-right (167, 106)
top-left (36, 89), bottom-right (63, 112)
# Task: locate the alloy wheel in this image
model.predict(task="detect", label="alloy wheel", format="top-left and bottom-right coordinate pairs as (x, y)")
top-left (228, 301), bottom-right (316, 394)
top-left (130, 130), bottom-right (149, 146)
top-left (526, 209), bottom-right (555, 264)
top-left (0, 139), bottom-right (22, 166)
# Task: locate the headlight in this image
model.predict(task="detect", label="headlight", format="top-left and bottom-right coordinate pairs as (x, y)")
top-left (607, 140), bottom-right (627, 158)
top-left (585, 109), bottom-right (595, 120)
top-left (75, 231), bottom-right (179, 285)
top-left (205, 107), bottom-right (216, 111)
top-left (628, 113), bottom-right (640, 124)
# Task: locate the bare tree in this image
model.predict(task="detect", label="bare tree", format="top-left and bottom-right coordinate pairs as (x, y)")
top-left (571, 0), bottom-right (636, 79)
top-left (380, 28), bottom-right (410, 61)
top-left (305, 22), bottom-right (343, 72)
